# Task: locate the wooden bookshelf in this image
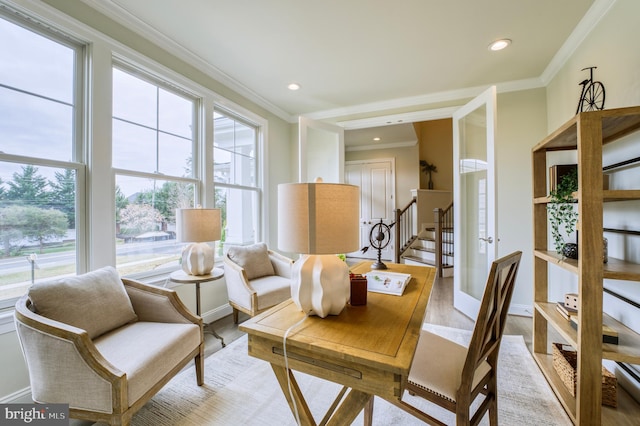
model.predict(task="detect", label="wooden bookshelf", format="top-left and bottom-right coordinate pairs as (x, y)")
top-left (532, 106), bottom-right (640, 425)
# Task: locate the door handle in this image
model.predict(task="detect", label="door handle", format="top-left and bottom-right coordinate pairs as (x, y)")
top-left (479, 236), bottom-right (494, 244)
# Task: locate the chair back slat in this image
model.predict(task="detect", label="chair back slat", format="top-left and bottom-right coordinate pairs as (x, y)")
top-left (461, 251), bottom-right (522, 392)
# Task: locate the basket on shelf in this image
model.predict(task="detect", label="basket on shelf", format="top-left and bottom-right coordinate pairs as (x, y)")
top-left (552, 342), bottom-right (617, 407)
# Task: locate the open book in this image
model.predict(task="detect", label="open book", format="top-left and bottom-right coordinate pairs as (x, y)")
top-left (364, 271), bottom-right (411, 296)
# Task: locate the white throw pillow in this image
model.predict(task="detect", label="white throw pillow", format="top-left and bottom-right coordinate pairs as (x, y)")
top-left (29, 266), bottom-right (138, 339)
top-left (227, 243), bottom-right (275, 280)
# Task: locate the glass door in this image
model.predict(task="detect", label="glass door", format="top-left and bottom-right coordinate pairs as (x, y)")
top-left (453, 86), bottom-right (497, 318)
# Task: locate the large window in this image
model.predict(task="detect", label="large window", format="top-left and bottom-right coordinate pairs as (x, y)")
top-left (112, 65), bottom-right (198, 276)
top-left (214, 110), bottom-right (261, 250)
top-left (0, 13), bottom-right (83, 306)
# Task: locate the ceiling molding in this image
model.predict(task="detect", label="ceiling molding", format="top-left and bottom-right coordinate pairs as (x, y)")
top-left (339, 107), bottom-right (459, 130)
top-left (78, 0), bottom-right (612, 125)
top-left (346, 140), bottom-right (417, 152)
top-left (79, 0), bottom-right (295, 123)
top-left (540, 0), bottom-right (618, 85)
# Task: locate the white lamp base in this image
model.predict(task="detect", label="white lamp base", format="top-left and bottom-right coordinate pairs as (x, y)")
top-left (291, 254), bottom-right (350, 318)
top-left (181, 242), bottom-right (214, 275)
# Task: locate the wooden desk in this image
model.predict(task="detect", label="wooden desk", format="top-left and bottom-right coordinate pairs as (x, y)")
top-left (239, 262), bottom-right (436, 425)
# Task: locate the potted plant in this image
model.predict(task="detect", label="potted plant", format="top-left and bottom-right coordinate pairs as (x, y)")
top-left (420, 160), bottom-right (438, 189)
top-left (547, 168), bottom-right (578, 259)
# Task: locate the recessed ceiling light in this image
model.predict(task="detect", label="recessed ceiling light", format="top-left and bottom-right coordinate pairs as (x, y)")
top-left (488, 39), bottom-right (511, 51)
top-left (288, 83), bottom-right (301, 91)
top-left (373, 137), bottom-right (381, 141)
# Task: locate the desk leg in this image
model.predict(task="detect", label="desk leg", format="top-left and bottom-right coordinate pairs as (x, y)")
top-left (271, 364), bottom-right (373, 426)
top-left (195, 283), bottom-right (226, 347)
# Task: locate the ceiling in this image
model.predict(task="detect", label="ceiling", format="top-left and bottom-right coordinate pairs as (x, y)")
top-left (80, 0), bottom-right (602, 147)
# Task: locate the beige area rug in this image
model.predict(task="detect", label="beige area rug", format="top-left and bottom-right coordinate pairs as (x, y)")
top-left (123, 324), bottom-right (571, 426)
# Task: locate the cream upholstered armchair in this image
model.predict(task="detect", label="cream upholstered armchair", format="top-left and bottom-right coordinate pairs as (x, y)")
top-left (223, 242), bottom-right (293, 323)
top-left (14, 266), bottom-right (204, 426)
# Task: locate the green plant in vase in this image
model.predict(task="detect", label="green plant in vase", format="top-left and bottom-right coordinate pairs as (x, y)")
top-left (547, 168), bottom-right (578, 259)
top-left (420, 160), bottom-right (438, 189)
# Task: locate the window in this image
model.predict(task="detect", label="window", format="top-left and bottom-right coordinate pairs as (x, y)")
top-left (112, 65), bottom-right (198, 276)
top-left (0, 13), bottom-right (83, 307)
top-left (213, 109), bottom-right (262, 251)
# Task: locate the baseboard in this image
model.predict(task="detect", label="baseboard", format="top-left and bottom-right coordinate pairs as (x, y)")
top-left (0, 387), bottom-right (32, 404)
top-left (509, 303), bottom-right (533, 317)
top-left (202, 304), bottom-right (233, 324)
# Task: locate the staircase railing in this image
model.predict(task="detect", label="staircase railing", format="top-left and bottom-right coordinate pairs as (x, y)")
top-left (433, 202), bottom-right (453, 277)
top-left (394, 197), bottom-right (417, 263)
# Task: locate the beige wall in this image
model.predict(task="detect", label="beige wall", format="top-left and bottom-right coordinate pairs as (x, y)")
top-left (495, 88), bottom-right (548, 310)
top-left (416, 119), bottom-right (453, 191)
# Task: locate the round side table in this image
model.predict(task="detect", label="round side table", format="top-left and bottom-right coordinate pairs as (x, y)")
top-left (169, 267), bottom-right (225, 347)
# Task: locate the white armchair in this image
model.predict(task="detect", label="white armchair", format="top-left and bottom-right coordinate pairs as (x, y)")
top-left (14, 266), bottom-right (204, 426)
top-left (223, 242), bottom-right (293, 323)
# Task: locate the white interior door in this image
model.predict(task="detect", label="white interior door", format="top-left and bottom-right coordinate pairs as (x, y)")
top-left (453, 86), bottom-right (497, 319)
top-left (345, 160), bottom-right (395, 260)
top-left (298, 116), bottom-right (344, 183)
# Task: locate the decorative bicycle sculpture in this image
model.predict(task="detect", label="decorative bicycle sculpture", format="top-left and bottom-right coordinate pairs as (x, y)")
top-left (361, 219), bottom-right (395, 270)
top-left (576, 66), bottom-right (606, 114)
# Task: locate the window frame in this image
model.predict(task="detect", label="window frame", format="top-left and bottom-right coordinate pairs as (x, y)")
top-left (0, 7), bottom-right (86, 309)
top-left (111, 60), bottom-right (203, 279)
top-left (213, 104), bottom-right (268, 250)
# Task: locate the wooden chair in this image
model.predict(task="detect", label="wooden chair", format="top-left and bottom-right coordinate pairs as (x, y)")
top-left (391, 251), bottom-right (522, 425)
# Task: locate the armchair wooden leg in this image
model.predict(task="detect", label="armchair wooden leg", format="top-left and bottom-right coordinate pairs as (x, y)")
top-left (195, 345), bottom-right (205, 386)
top-left (233, 308), bottom-right (239, 324)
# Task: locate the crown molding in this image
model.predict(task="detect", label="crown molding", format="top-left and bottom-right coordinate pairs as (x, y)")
top-left (78, 0), bottom-right (294, 123)
top-left (346, 140), bottom-right (417, 152)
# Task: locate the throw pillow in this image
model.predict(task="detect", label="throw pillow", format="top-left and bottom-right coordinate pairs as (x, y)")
top-left (28, 266), bottom-right (138, 339)
top-left (227, 242), bottom-right (275, 280)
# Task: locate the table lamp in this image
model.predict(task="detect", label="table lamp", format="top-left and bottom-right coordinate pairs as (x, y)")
top-left (176, 208), bottom-right (221, 276)
top-left (278, 179), bottom-right (360, 318)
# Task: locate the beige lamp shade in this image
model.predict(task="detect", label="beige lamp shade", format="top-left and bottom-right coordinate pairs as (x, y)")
top-left (176, 208), bottom-right (221, 276)
top-left (176, 208), bottom-right (221, 243)
top-left (277, 182), bottom-right (360, 254)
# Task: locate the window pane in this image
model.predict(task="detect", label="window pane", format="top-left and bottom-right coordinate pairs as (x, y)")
top-left (215, 186), bottom-right (258, 251)
top-left (112, 67), bottom-right (195, 178)
top-left (158, 132), bottom-right (192, 177)
top-left (213, 147), bottom-right (231, 184)
top-left (112, 68), bottom-right (157, 127)
top-left (0, 163), bottom-right (76, 300)
top-left (115, 175), bottom-right (194, 275)
top-left (112, 120), bottom-right (157, 172)
top-left (0, 87), bottom-right (74, 161)
top-left (159, 88), bottom-right (193, 138)
top-left (0, 18), bottom-right (74, 103)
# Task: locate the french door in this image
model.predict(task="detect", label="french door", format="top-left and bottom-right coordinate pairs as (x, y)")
top-left (453, 86), bottom-right (498, 318)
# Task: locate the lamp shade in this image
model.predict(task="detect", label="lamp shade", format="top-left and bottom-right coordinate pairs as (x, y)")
top-left (277, 182), bottom-right (359, 254)
top-left (176, 208), bottom-right (221, 243)
top-left (176, 208), bottom-right (221, 276)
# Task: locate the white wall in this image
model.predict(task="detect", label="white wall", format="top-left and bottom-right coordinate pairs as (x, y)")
top-left (495, 88), bottom-right (548, 314)
top-left (545, 0), bottom-right (640, 331)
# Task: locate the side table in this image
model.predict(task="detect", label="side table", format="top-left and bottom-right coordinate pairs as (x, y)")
top-left (169, 268), bottom-right (226, 347)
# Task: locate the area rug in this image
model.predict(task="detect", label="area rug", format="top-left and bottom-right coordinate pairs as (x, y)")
top-left (125, 324), bottom-right (571, 425)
